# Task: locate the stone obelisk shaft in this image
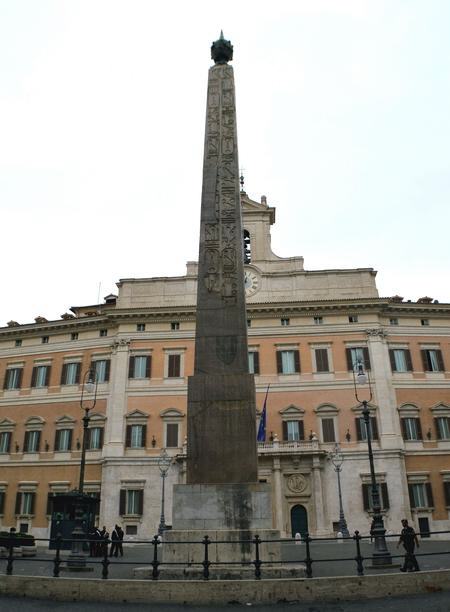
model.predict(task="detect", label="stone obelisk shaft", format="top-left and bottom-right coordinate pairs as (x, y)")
top-left (187, 60), bottom-right (258, 484)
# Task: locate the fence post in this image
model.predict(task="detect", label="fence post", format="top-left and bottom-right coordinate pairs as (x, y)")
top-left (151, 535), bottom-right (160, 580)
top-left (303, 532), bottom-right (313, 578)
top-left (253, 534), bottom-right (262, 580)
top-left (53, 533), bottom-right (62, 577)
top-left (6, 534), bottom-right (14, 576)
top-left (202, 535), bottom-right (210, 580)
top-left (102, 538), bottom-right (110, 579)
top-left (354, 530), bottom-right (364, 576)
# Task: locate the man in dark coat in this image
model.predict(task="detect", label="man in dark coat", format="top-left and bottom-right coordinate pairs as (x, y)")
top-left (397, 518), bottom-right (420, 571)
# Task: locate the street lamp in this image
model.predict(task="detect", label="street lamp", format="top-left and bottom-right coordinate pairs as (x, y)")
top-left (353, 360), bottom-right (392, 566)
top-left (158, 448), bottom-right (172, 535)
top-left (328, 443), bottom-right (350, 537)
top-left (67, 367), bottom-right (98, 569)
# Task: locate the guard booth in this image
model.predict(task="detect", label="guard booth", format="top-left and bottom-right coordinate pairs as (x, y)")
top-left (48, 492), bottom-right (100, 550)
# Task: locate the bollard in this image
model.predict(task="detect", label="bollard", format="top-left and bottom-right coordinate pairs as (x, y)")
top-left (354, 530), bottom-right (364, 576)
top-left (53, 534), bottom-right (62, 577)
top-left (253, 534), bottom-right (262, 580)
top-left (202, 535), bottom-right (210, 580)
top-left (151, 535), bottom-right (160, 580)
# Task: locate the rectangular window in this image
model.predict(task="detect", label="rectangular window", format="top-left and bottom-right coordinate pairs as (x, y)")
top-left (21, 492), bottom-right (36, 515)
top-left (389, 349), bottom-right (412, 372)
top-left (409, 483), bottom-right (433, 508)
top-left (346, 347), bottom-right (370, 371)
top-left (166, 423), bottom-right (179, 448)
top-left (247, 319), bottom-right (252, 328)
top-left (120, 489), bottom-right (144, 516)
top-left (126, 424), bottom-right (146, 448)
top-left (421, 349), bottom-right (445, 372)
top-left (88, 427), bottom-right (104, 450)
top-left (168, 354), bottom-right (181, 378)
top-left (24, 430), bottom-right (41, 453)
top-left (321, 418), bottom-right (336, 443)
top-left (125, 525), bottom-right (137, 535)
top-left (282, 420), bottom-right (304, 441)
top-left (31, 365), bottom-right (50, 388)
top-left (277, 350), bottom-right (300, 374)
top-left (54, 429), bottom-right (72, 452)
top-left (389, 318), bottom-right (399, 326)
top-left (42, 336), bottom-right (49, 344)
top-left (443, 481), bottom-right (450, 507)
top-left (248, 352), bottom-right (260, 375)
top-left (421, 319), bottom-right (429, 326)
top-left (281, 318), bottom-right (290, 326)
top-left (61, 362), bottom-right (80, 385)
top-left (315, 348), bottom-right (330, 372)
top-left (3, 368), bottom-right (22, 390)
top-left (15, 339), bottom-right (22, 347)
top-left (0, 432), bottom-right (11, 453)
top-left (348, 315), bottom-right (358, 323)
top-left (128, 355), bottom-right (151, 379)
top-left (171, 322), bottom-right (180, 330)
top-left (0, 491), bottom-right (5, 514)
top-left (435, 417), bottom-right (450, 440)
top-left (313, 316), bottom-right (323, 325)
top-left (362, 483), bottom-right (390, 511)
top-left (356, 416), bottom-right (379, 441)
top-left (93, 359), bottom-right (110, 383)
top-left (71, 332), bottom-right (78, 341)
top-left (136, 324), bottom-right (145, 332)
top-left (99, 329), bottom-right (108, 337)
top-left (401, 417), bottom-right (422, 441)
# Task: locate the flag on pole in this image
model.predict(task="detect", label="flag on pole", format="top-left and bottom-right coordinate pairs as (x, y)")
top-left (257, 385), bottom-right (270, 442)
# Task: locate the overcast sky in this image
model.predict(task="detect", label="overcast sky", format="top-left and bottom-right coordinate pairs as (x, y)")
top-left (1, 0), bottom-right (449, 326)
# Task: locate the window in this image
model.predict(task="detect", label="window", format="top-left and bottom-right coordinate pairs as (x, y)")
top-left (421, 319), bottom-right (429, 326)
top-left (125, 525), bottom-right (137, 535)
top-left (277, 350), bottom-right (300, 374)
top-left (248, 352), bottom-right (260, 375)
top-left (99, 329), bottom-right (108, 337)
top-left (3, 368), bottom-right (23, 390)
top-left (171, 322), bottom-right (180, 331)
top-left (281, 318), bottom-right (290, 326)
top-left (136, 324), bottom-right (146, 332)
top-left (314, 348), bottom-right (330, 373)
top-left (0, 491), bottom-right (5, 514)
top-left (362, 483), bottom-right (390, 511)
top-left (168, 354), bottom-right (181, 378)
top-left (119, 489), bottom-right (143, 516)
top-left (313, 316), bottom-right (323, 325)
top-left (24, 430), bottom-right (41, 452)
top-left (15, 492), bottom-right (36, 515)
top-left (54, 429), bottom-right (73, 452)
top-left (421, 349), bottom-right (445, 372)
top-left (389, 318), bottom-right (399, 326)
top-left (60, 362), bottom-right (80, 385)
top-left (443, 481), bottom-right (450, 507)
top-left (92, 359), bottom-right (110, 383)
top-left (126, 424), bottom-right (146, 448)
top-left (31, 365), bottom-right (50, 388)
top-left (87, 427), bottom-right (104, 450)
top-left (0, 432), bottom-right (11, 453)
top-left (71, 332), bottom-right (78, 341)
top-left (166, 423), bottom-right (179, 448)
top-left (321, 418), bottom-right (336, 443)
top-left (389, 349), bottom-right (412, 372)
top-left (247, 319), bottom-right (252, 328)
top-left (282, 420), bottom-right (304, 441)
top-left (346, 347), bottom-right (370, 371)
top-left (435, 417), bottom-right (450, 440)
top-left (128, 355), bottom-right (151, 379)
top-left (42, 336), bottom-right (49, 344)
top-left (408, 482), bottom-right (433, 508)
top-left (401, 417), bottom-right (422, 441)
top-left (355, 416), bottom-right (379, 441)
top-left (348, 315), bottom-right (358, 323)
top-left (15, 339), bottom-right (22, 347)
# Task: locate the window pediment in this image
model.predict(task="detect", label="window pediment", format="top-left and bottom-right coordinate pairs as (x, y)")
top-left (55, 415), bottom-right (76, 427)
top-left (279, 405), bottom-right (304, 419)
top-left (25, 416), bottom-right (45, 428)
top-left (351, 402), bottom-right (377, 413)
top-left (89, 412), bottom-right (107, 423)
top-left (160, 408), bottom-right (184, 419)
top-left (431, 403), bottom-right (450, 416)
top-left (125, 410), bottom-right (149, 424)
top-left (315, 403), bottom-right (339, 415)
top-left (0, 417), bottom-right (16, 431)
top-left (398, 403), bottom-right (420, 416)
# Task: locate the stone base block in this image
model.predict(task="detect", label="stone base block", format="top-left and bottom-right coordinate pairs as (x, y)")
top-left (133, 564), bottom-right (305, 580)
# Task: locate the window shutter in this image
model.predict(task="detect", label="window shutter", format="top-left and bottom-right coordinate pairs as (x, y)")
top-left (24, 431), bottom-right (30, 452)
top-left (146, 355), bottom-right (152, 378)
top-left (31, 367), bottom-right (37, 388)
top-left (389, 350), bottom-right (396, 372)
top-left (436, 350), bottom-right (445, 372)
top-left (355, 417), bottom-right (362, 441)
top-left (60, 364), bottom-right (67, 385)
top-left (74, 364), bottom-right (80, 384)
top-left (128, 357), bottom-right (135, 379)
top-left (15, 492), bottom-right (22, 515)
top-left (119, 489), bottom-right (126, 515)
top-left (35, 431), bottom-right (41, 452)
top-left (67, 429), bottom-right (73, 450)
top-left (276, 352), bottom-right (283, 374)
top-left (54, 430), bottom-right (60, 451)
top-left (316, 349), bottom-right (329, 372)
top-left (0, 491), bottom-right (5, 514)
top-left (2, 372), bottom-right (7, 390)
top-left (104, 360), bottom-right (111, 382)
top-left (405, 350), bottom-right (413, 372)
top-left (294, 350), bottom-right (300, 373)
top-left (137, 490), bottom-right (144, 515)
top-left (408, 484), bottom-right (416, 508)
top-left (426, 482), bottom-right (434, 507)
top-left (298, 420), bottom-right (305, 441)
top-left (16, 368), bottom-right (22, 389)
top-left (45, 366), bottom-right (51, 387)
top-left (99, 428), bottom-right (104, 448)
top-left (30, 492), bottom-right (36, 515)
top-left (282, 421), bottom-right (288, 441)
top-left (167, 423), bottom-right (179, 447)
top-left (400, 418), bottom-right (407, 440)
top-left (435, 418), bottom-right (442, 440)
top-left (346, 349), bottom-right (353, 371)
top-left (46, 493), bottom-right (52, 515)
top-left (421, 350), bottom-right (429, 371)
top-left (125, 425), bottom-right (132, 448)
top-left (5, 431), bottom-right (11, 453)
top-left (363, 347), bottom-right (371, 370)
top-left (371, 417), bottom-right (379, 440)
top-left (253, 352), bottom-right (260, 375)
top-left (322, 418), bottom-right (335, 443)
top-left (141, 425), bottom-right (147, 448)
top-left (416, 418), bottom-right (423, 440)
top-left (381, 483), bottom-right (390, 509)
top-left (444, 482), bottom-right (450, 506)
top-left (362, 484), bottom-right (370, 510)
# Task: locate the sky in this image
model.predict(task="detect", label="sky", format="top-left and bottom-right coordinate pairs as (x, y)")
top-left (1, 0), bottom-right (449, 326)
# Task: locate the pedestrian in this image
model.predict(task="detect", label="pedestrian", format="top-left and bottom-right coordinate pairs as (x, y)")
top-left (397, 518), bottom-right (420, 572)
top-left (117, 524), bottom-right (124, 557)
top-left (100, 525), bottom-right (109, 556)
top-left (294, 532), bottom-right (301, 545)
top-left (88, 526), bottom-right (97, 557)
top-left (370, 518), bottom-right (376, 543)
top-left (110, 525), bottom-right (119, 557)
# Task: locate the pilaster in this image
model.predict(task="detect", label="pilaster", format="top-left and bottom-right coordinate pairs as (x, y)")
top-left (103, 338), bottom-right (130, 457)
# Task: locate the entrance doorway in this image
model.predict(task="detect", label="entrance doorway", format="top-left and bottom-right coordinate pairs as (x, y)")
top-left (291, 504), bottom-right (308, 538)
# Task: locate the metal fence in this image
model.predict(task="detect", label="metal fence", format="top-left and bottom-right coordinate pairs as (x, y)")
top-left (2, 530), bottom-right (450, 580)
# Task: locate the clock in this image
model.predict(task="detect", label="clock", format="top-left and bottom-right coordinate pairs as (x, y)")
top-left (244, 269), bottom-right (260, 297)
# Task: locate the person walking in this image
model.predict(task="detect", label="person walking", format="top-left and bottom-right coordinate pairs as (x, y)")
top-left (110, 525), bottom-right (119, 557)
top-left (116, 524), bottom-right (124, 557)
top-left (397, 518), bottom-right (420, 571)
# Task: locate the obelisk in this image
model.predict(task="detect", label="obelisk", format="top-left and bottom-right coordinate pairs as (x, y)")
top-left (187, 32), bottom-right (258, 485)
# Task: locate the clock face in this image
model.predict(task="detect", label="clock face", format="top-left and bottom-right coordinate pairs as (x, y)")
top-left (244, 270), bottom-right (260, 297)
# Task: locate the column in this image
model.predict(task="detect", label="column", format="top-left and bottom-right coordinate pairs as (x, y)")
top-left (103, 338), bottom-right (130, 458)
top-left (312, 456), bottom-right (327, 536)
top-left (272, 456), bottom-right (284, 534)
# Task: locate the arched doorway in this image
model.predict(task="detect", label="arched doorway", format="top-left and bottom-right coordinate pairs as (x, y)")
top-left (291, 504), bottom-right (308, 538)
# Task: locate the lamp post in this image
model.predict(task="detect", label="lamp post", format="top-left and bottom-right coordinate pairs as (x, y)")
top-left (158, 448), bottom-right (172, 535)
top-left (353, 361), bottom-right (392, 566)
top-left (328, 443), bottom-right (350, 537)
top-left (67, 367), bottom-right (98, 569)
